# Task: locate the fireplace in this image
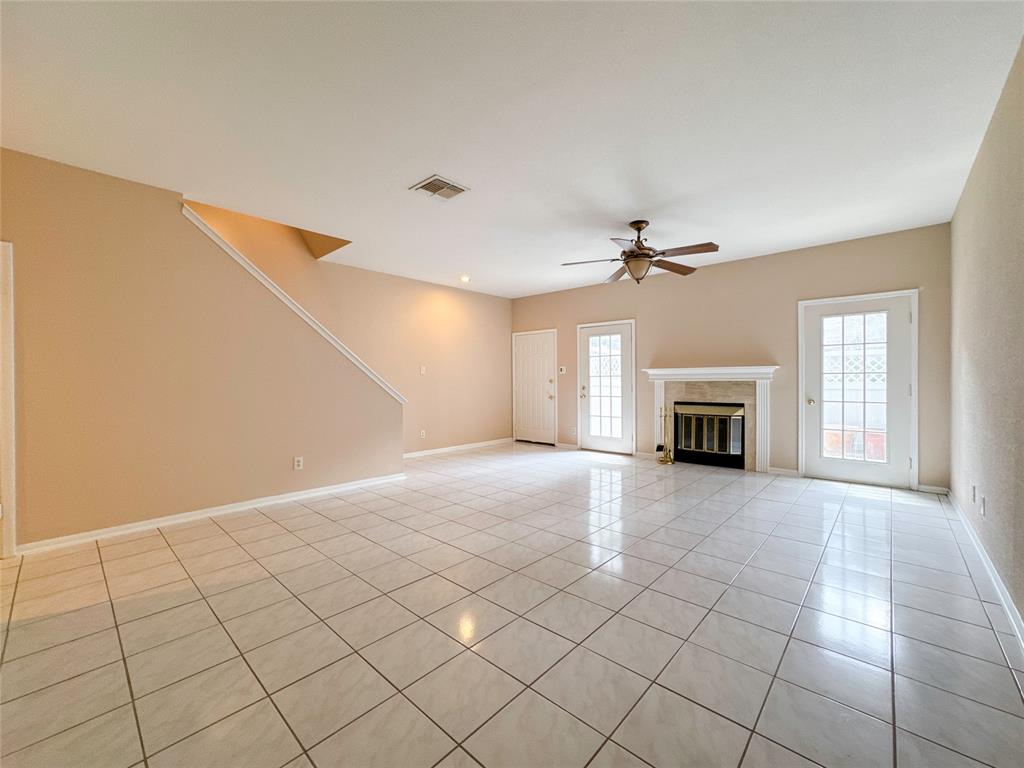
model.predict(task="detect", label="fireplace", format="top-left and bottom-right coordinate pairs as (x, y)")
top-left (673, 402), bottom-right (745, 469)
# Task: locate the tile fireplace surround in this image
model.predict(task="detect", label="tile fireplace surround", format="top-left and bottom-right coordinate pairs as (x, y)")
top-left (643, 367), bottom-right (780, 473)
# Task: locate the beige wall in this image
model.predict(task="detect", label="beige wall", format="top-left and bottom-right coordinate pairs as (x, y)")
top-left (0, 150), bottom-right (403, 544)
top-left (512, 225), bottom-right (951, 488)
top-left (950, 41), bottom-right (1024, 609)
top-left (186, 202), bottom-right (512, 454)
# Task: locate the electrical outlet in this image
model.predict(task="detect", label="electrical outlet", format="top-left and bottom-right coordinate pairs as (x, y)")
top-left (420, 365), bottom-right (427, 375)
top-left (419, 430), bottom-right (426, 439)
top-left (559, 366), bottom-right (567, 375)
top-left (980, 496), bottom-right (986, 516)
top-left (972, 484), bottom-right (977, 503)
top-left (293, 456), bottom-right (304, 470)
top-left (569, 426), bottom-right (577, 436)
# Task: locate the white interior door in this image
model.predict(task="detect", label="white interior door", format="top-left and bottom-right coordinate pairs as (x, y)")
top-left (578, 321), bottom-right (634, 454)
top-left (513, 330), bottom-right (556, 444)
top-left (802, 292), bottom-right (916, 487)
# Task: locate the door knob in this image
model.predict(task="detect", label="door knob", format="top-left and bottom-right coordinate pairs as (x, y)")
top-left (807, 398), bottom-right (816, 406)
top-left (548, 394), bottom-right (554, 400)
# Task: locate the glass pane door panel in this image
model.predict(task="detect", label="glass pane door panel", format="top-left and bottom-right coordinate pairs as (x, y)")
top-left (587, 333), bottom-right (622, 439)
top-left (822, 311), bottom-right (888, 464)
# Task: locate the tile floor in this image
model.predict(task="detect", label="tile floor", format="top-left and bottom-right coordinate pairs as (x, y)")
top-left (1, 443), bottom-right (1023, 767)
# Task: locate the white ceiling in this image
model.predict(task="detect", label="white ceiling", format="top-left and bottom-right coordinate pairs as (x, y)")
top-left (3, 3), bottom-right (1022, 298)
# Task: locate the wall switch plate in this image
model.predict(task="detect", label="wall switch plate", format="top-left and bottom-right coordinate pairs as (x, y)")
top-left (559, 366), bottom-right (567, 375)
top-left (293, 456), bottom-right (304, 470)
top-left (419, 430), bottom-right (426, 439)
top-left (420, 365), bottom-right (427, 375)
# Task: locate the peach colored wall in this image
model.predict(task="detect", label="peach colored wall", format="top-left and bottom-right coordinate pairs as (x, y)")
top-left (1, 150), bottom-right (403, 544)
top-left (512, 225), bottom-right (951, 488)
top-left (950, 41), bottom-right (1023, 609)
top-left (186, 202), bottom-right (512, 453)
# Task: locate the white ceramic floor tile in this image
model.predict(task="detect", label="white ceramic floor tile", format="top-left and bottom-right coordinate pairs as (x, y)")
top-left (362, 620), bottom-right (464, 688)
top-left (272, 655), bottom-right (395, 748)
top-left (7, 446), bottom-right (1023, 768)
top-left (472, 617), bottom-right (574, 683)
top-left (613, 684), bottom-right (750, 768)
top-left (310, 694), bottom-right (454, 768)
top-left (244, 622), bottom-right (352, 692)
top-left (895, 674), bottom-right (1024, 767)
top-left (534, 647), bottom-right (648, 734)
top-left (658, 642), bottom-right (772, 727)
top-left (757, 679), bottom-right (892, 768)
top-left (583, 614), bottom-right (683, 679)
top-left (464, 690), bottom-right (604, 768)
top-left (147, 699), bottom-right (301, 768)
top-left (405, 650), bottom-right (523, 739)
top-left (525, 591), bottom-right (613, 642)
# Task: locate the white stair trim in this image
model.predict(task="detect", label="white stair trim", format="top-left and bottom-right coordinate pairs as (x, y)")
top-left (182, 203), bottom-right (406, 404)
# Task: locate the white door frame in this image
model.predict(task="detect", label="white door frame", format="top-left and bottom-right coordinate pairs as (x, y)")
top-left (1, 242), bottom-right (16, 556)
top-left (512, 329), bottom-right (557, 445)
top-left (797, 289), bottom-right (919, 489)
top-left (576, 319), bottom-right (636, 455)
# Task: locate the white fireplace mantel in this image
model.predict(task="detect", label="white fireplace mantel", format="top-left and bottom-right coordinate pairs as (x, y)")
top-left (643, 366), bottom-right (779, 472)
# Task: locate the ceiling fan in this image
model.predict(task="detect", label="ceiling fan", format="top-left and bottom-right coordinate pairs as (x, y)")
top-left (562, 220), bottom-right (719, 284)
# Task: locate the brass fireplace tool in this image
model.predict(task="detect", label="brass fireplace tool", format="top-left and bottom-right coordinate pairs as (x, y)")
top-left (658, 406), bottom-right (674, 465)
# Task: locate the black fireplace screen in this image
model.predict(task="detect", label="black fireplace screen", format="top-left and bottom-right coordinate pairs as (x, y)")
top-left (673, 402), bottom-right (745, 469)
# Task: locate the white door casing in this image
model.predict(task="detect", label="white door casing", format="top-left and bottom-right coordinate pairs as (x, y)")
top-left (800, 290), bottom-right (918, 488)
top-left (512, 330), bottom-right (557, 444)
top-left (1, 242), bottom-right (14, 556)
top-left (578, 320), bottom-right (635, 454)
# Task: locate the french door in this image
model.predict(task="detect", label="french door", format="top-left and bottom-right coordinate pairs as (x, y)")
top-left (578, 321), bottom-right (634, 454)
top-left (801, 291), bottom-right (916, 487)
top-left (512, 330), bottom-right (557, 444)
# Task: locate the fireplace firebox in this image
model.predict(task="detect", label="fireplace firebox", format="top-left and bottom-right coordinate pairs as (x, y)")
top-left (673, 402), bottom-right (745, 469)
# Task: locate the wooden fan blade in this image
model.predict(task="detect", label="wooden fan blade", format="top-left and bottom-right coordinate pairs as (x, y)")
top-left (610, 238), bottom-right (639, 253)
top-left (561, 258), bottom-right (622, 266)
top-left (652, 259), bottom-right (697, 276)
top-left (605, 265), bottom-right (628, 283)
top-left (655, 242), bottom-right (719, 258)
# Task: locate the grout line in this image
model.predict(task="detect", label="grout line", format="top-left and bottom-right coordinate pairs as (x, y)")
top-left (890, 487), bottom-right (898, 768)
top-left (141, 526), bottom-right (313, 767)
top-left (96, 539), bottom-right (151, 768)
top-left (736, 483), bottom-right (850, 767)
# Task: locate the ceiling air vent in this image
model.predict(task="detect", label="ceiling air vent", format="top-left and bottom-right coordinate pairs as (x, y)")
top-left (410, 174), bottom-right (469, 200)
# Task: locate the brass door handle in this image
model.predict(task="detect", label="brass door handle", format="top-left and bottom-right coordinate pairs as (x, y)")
top-left (807, 398), bottom-right (816, 406)
top-left (548, 395), bottom-right (554, 400)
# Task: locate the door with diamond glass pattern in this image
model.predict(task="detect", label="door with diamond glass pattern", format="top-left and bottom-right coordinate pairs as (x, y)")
top-left (578, 321), bottom-right (634, 454)
top-left (802, 293), bottom-right (914, 486)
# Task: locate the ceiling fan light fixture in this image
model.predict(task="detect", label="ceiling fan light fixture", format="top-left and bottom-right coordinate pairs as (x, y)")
top-left (624, 257), bottom-right (652, 283)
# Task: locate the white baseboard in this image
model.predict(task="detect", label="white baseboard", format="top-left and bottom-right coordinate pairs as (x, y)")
top-left (768, 466), bottom-right (800, 477)
top-left (403, 437), bottom-right (512, 459)
top-left (917, 484), bottom-right (951, 495)
top-left (16, 472), bottom-right (405, 556)
top-left (555, 442), bottom-right (579, 450)
top-left (947, 493), bottom-right (1024, 663)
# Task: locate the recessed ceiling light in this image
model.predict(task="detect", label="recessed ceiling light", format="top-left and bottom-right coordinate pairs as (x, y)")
top-left (459, 274), bottom-right (471, 283)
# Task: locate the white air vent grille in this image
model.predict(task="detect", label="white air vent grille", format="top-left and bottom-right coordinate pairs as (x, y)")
top-left (410, 174), bottom-right (468, 200)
